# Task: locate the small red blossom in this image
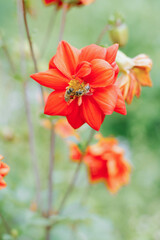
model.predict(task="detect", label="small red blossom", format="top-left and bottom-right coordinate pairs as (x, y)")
top-left (117, 51), bottom-right (152, 104)
top-left (43, 0), bottom-right (63, 8)
top-left (43, 0), bottom-right (94, 8)
top-left (31, 41), bottom-right (126, 131)
top-left (0, 155), bottom-right (10, 190)
top-left (70, 136), bottom-right (131, 193)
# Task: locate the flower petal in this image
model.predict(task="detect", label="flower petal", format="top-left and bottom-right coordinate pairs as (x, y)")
top-left (106, 44), bottom-right (119, 64)
top-left (0, 176), bottom-right (6, 190)
top-left (79, 44), bottom-right (106, 62)
top-left (82, 96), bottom-right (104, 131)
top-left (67, 99), bottom-right (85, 129)
top-left (114, 87), bottom-right (127, 115)
top-left (44, 91), bottom-right (72, 116)
top-left (133, 67), bottom-right (152, 87)
top-left (75, 61), bottom-right (91, 78)
top-left (84, 155), bottom-right (106, 182)
top-left (85, 59), bottom-right (115, 87)
top-left (49, 56), bottom-right (56, 69)
top-left (54, 41), bottom-right (80, 78)
top-left (93, 86), bottom-right (118, 115)
top-left (30, 69), bottom-right (69, 90)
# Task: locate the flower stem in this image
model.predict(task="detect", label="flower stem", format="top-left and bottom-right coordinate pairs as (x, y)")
top-left (45, 124), bottom-right (55, 240)
top-left (58, 3), bottom-right (68, 42)
top-left (96, 24), bottom-right (110, 45)
top-left (0, 212), bottom-right (11, 234)
top-left (57, 128), bottom-right (95, 214)
top-left (41, 7), bottom-right (58, 58)
top-left (17, 0), bottom-right (42, 209)
top-left (21, 0), bottom-right (45, 106)
top-left (2, 43), bottom-right (16, 75)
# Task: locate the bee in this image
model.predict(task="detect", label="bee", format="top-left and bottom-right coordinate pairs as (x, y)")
top-left (85, 85), bottom-right (90, 92)
top-left (75, 90), bottom-right (84, 96)
top-left (64, 88), bottom-right (74, 102)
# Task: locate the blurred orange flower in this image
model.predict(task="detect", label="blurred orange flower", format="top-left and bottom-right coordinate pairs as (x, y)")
top-left (0, 155), bottom-right (10, 190)
top-left (116, 51), bottom-right (152, 104)
top-left (54, 118), bottom-right (79, 139)
top-left (70, 136), bottom-right (131, 193)
top-left (41, 118), bottom-right (79, 139)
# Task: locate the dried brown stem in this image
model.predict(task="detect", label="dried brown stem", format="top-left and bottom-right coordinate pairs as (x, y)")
top-left (17, 0), bottom-right (41, 209)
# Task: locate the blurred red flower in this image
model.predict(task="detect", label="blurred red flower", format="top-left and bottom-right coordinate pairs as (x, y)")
top-left (0, 155), bottom-right (10, 190)
top-left (43, 0), bottom-right (63, 8)
top-left (70, 135), bottom-right (131, 193)
top-left (54, 118), bottom-right (79, 139)
top-left (43, 0), bottom-right (94, 8)
top-left (31, 41), bottom-right (126, 131)
top-left (117, 52), bottom-right (152, 104)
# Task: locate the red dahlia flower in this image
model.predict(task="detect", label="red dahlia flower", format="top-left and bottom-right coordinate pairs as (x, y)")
top-left (0, 155), bottom-right (10, 190)
top-left (70, 136), bottom-right (131, 193)
top-left (31, 41), bottom-right (126, 131)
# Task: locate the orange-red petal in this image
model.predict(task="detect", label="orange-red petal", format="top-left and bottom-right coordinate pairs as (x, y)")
top-left (75, 61), bottom-right (91, 78)
top-left (82, 96), bottom-right (104, 131)
top-left (0, 176), bottom-right (7, 190)
top-left (105, 44), bottom-right (119, 64)
top-left (85, 59), bottom-right (115, 88)
top-left (93, 86), bottom-right (118, 115)
top-left (44, 91), bottom-right (71, 116)
top-left (0, 162), bottom-right (10, 177)
top-left (114, 87), bottom-right (127, 115)
top-left (30, 69), bottom-right (69, 90)
top-left (79, 44), bottom-right (106, 62)
top-left (54, 41), bottom-right (80, 78)
top-left (67, 99), bottom-right (85, 129)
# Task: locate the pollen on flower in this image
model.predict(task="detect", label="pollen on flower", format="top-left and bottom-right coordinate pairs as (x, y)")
top-left (64, 79), bottom-right (90, 103)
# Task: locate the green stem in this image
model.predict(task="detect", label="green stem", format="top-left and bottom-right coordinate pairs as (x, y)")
top-left (57, 128), bottom-right (95, 214)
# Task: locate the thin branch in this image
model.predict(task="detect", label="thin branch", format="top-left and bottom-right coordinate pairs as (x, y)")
top-left (45, 124), bottom-right (55, 240)
top-left (41, 7), bottom-right (58, 57)
top-left (57, 128), bottom-right (95, 214)
top-left (21, 0), bottom-right (45, 106)
top-left (23, 82), bottom-right (42, 208)
top-left (17, 0), bottom-right (42, 209)
top-left (0, 212), bottom-right (11, 234)
top-left (2, 44), bottom-right (16, 74)
top-left (96, 24), bottom-right (110, 45)
top-left (58, 3), bottom-right (68, 42)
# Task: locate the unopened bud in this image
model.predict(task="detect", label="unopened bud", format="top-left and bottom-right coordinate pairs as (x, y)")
top-left (108, 13), bottom-right (128, 47)
top-left (11, 229), bottom-right (19, 238)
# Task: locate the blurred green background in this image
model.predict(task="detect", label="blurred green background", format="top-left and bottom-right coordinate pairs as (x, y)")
top-left (0, 0), bottom-right (160, 239)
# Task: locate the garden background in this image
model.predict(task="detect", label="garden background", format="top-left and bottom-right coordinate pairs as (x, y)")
top-left (0, 0), bottom-right (160, 239)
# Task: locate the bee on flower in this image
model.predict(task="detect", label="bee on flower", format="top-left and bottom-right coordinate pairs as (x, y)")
top-left (116, 51), bottom-right (152, 104)
top-left (70, 135), bottom-right (131, 193)
top-left (0, 155), bottom-right (10, 190)
top-left (31, 41), bottom-right (126, 131)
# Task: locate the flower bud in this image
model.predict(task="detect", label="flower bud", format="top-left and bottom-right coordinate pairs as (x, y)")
top-left (11, 229), bottom-right (19, 238)
top-left (108, 13), bottom-right (128, 47)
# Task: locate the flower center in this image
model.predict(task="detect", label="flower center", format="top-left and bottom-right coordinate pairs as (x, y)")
top-left (64, 79), bottom-right (90, 103)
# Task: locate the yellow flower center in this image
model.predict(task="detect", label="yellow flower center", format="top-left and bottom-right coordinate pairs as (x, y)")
top-left (64, 79), bottom-right (90, 103)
